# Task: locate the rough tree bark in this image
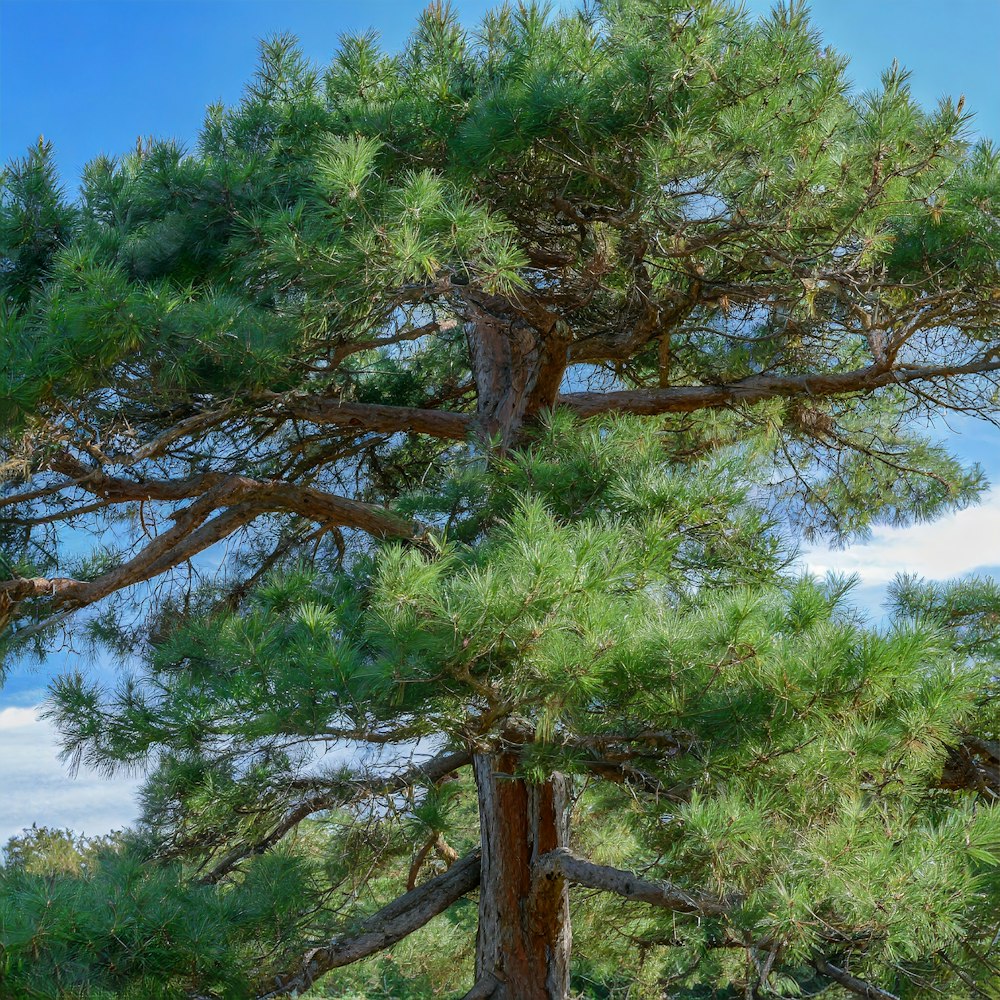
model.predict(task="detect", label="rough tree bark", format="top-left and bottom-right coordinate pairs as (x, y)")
top-left (464, 293), bottom-right (570, 447)
top-left (462, 293), bottom-right (575, 996)
top-left (471, 751), bottom-right (572, 1000)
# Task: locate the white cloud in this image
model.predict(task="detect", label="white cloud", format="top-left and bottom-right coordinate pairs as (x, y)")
top-left (801, 490), bottom-right (1000, 587)
top-left (0, 706), bottom-right (140, 847)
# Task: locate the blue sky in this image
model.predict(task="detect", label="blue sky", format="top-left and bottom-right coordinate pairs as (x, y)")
top-left (2, 0), bottom-right (1000, 841)
top-left (3, 1), bottom-right (1000, 184)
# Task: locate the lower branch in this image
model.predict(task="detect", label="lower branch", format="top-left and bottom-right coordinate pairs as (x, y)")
top-left (0, 476), bottom-right (418, 637)
top-left (814, 957), bottom-right (901, 1000)
top-left (461, 975), bottom-right (500, 1000)
top-left (533, 848), bottom-right (736, 916)
top-left (259, 849), bottom-right (482, 998)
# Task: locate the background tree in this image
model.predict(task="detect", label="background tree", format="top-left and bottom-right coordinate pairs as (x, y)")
top-left (1, 1), bottom-right (1000, 997)
top-left (1, 824), bottom-right (124, 877)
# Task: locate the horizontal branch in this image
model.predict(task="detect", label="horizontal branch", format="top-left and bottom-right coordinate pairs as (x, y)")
top-left (263, 393), bottom-right (475, 441)
top-left (814, 957), bottom-right (901, 1000)
top-left (533, 847), bottom-right (736, 916)
top-left (1, 487), bottom-right (258, 613)
top-left (582, 758), bottom-right (691, 800)
top-left (1, 474), bottom-right (418, 635)
top-left (284, 748), bottom-right (471, 794)
top-left (557, 358), bottom-right (1000, 419)
top-left (249, 358), bottom-right (1000, 447)
top-left (260, 849), bottom-right (482, 998)
top-left (535, 851), bottom-right (902, 997)
top-left (46, 457), bottom-right (417, 539)
top-left (248, 481), bottom-right (417, 539)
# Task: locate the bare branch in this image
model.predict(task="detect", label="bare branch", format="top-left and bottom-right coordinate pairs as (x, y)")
top-left (557, 359), bottom-right (1000, 419)
top-left (814, 957), bottom-right (901, 1000)
top-left (533, 848), bottom-right (737, 916)
top-left (47, 458), bottom-right (418, 539)
top-left (239, 358), bottom-right (1000, 448)
top-left (262, 393), bottom-right (474, 441)
top-left (1, 486), bottom-right (259, 612)
top-left (460, 975), bottom-right (500, 1000)
top-left (259, 849), bottom-right (482, 998)
top-left (0, 475), bottom-right (418, 634)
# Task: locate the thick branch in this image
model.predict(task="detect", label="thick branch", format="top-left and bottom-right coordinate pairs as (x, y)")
top-left (46, 458), bottom-right (417, 539)
top-left (263, 393), bottom-right (474, 441)
top-left (582, 758), bottom-right (690, 800)
top-left (260, 849), bottom-right (482, 998)
top-left (557, 359), bottom-right (1000, 418)
top-left (247, 358), bottom-right (1000, 447)
top-left (1, 487), bottom-right (258, 612)
top-left (533, 848), bottom-right (736, 916)
top-left (814, 957), bottom-right (901, 1000)
top-left (939, 735), bottom-right (1000, 797)
top-left (0, 476), bottom-right (418, 633)
top-left (460, 976), bottom-right (500, 1000)
top-left (247, 481), bottom-right (417, 539)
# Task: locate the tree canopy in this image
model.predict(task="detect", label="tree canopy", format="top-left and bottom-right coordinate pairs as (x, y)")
top-left (1, 2), bottom-right (999, 998)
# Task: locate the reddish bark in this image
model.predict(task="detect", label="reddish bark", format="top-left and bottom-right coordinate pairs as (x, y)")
top-left (472, 751), bottom-right (571, 1000)
top-left (464, 292), bottom-right (571, 447)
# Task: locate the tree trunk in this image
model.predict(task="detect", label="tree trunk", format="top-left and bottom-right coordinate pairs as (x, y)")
top-left (472, 751), bottom-right (572, 1000)
top-left (464, 295), bottom-right (570, 448)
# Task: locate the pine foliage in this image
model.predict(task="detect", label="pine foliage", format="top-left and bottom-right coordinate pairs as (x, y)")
top-left (2, 2), bottom-right (1000, 998)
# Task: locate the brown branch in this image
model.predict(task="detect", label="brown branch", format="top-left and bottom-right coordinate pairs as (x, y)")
top-left (244, 358), bottom-right (1000, 447)
top-left (262, 393), bottom-right (474, 441)
top-left (556, 359), bottom-right (1000, 418)
top-left (434, 832), bottom-right (459, 865)
top-left (48, 454), bottom-right (232, 502)
top-left (460, 976), bottom-right (500, 1000)
top-left (407, 833), bottom-right (460, 890)
top-left (582, 758), bottom-right (690, 800)
top-left (0, 474), bottom-right (418, 633)
top-left (533, 848), bottom-right (737, 916)
top-left (571, 729), bottom-right (694, 752)
top-left (259, 849), bottom-right (482, 998)
top-left (1, 485), bottom-right (258, 611)
top-left (407, 833), bottom-right (440, 891)
top-left (47, 458), bottom-right (417, 539)
top-left (109, 407), bottom-right (235, 465)
top-left (202, 750), bottom-right (471, 885)
top-left (814, 957), bottom-right (901, 1000)
top-left (939, 735), bottom-right (1000, 797)
top-left (284, 748), bottom-right (471, 795)
top-left (0, 477), bottom-right (83, 511)
top-left (246, 481), bottom-right (417, 539)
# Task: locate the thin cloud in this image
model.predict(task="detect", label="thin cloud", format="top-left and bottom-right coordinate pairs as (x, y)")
top-left (802, 491), bottom-right (1000, 586)
top-left (0, 706), bottom-right (139, 846)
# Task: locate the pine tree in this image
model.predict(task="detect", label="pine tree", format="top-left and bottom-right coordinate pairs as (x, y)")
top-left (2, 824), bottom-right (124, 876)
top-left (1, 2), bottom-right (999, 997)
